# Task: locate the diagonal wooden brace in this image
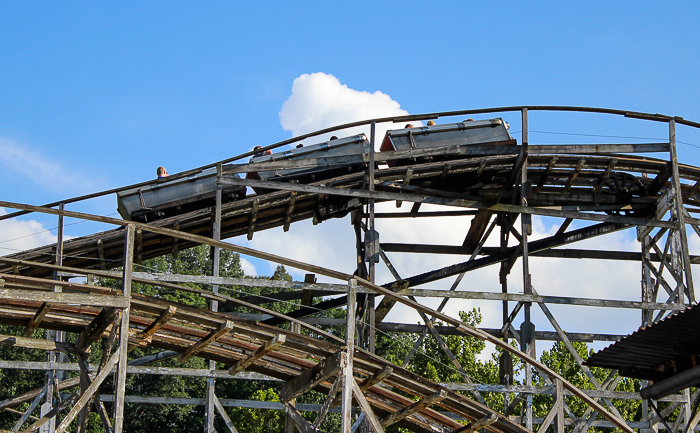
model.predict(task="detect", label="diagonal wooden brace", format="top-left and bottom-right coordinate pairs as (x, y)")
top-left (280, 351), bottom-right (342, 402)
top-left (228, 334), bottom-right (286, 375)
top-left (178, 320), bottom-right (234, 363)
top-left (380, 389), bottom-right (447, 428)
top-left (452, 413), bottom-right (498, 433)
top-left (129, 305), bottom-right (177, 351)
top-left (77, 307), bottom-right (119, 353)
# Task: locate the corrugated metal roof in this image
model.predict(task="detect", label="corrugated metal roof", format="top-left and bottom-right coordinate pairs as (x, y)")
top-left (584, 304), bottom-right (700, 379)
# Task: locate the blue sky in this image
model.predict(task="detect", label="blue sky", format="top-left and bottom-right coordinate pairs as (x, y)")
top-left (2, 2), bottom-right (700, 344)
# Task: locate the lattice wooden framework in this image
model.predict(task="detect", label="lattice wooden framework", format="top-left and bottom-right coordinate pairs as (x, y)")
top-left (1, 106), bottom-right (700, 433)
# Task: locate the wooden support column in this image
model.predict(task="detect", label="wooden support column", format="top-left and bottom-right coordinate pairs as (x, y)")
top-left (366, 122), bottom-right (377, 355)
top-left (284, 192), bottom-right (297, 232)
top-left (669, 120), bottom-right (695, 303)
top-left (247, 198), bottom-right (259, 241)
top-left (206, 177), bottom-right (222, 433)
top-left (113, 224), bottom-right (135, 433)
top-left (520, 108), bottom-right (534, 431)
top-left (39, 202), bottom-right (66, 433)
top-left (341, 279), bottom-right (356, 433)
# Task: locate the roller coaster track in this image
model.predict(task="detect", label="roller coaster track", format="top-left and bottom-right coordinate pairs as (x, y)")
top-left (1, 106), bottom-right (700, 433)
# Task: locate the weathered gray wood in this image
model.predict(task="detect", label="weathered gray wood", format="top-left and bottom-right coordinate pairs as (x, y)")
top-left (228, 334), bottom-right (286, 375)
top-left (0, 288), bottom-right (128, 309)
top-left (128, 305), bottom-right (177, 350)
top-left (54, 351), bottom-right (120, 433)
top-left (22, 392), bottom-right (78, 433)
top-left (283, 402), bottom-right (321, 433)
top-left (453, 414), bottom-right (498, 433)
top-left (312, 372), bottom-right (344, 429)
top-left (113, 224), bottom-right (134, 433)
top-left (350, 380), bottom-right (385, 433)
top-left (178, 321), bottom-right (234, 363)
top-left (77, 307), bottom-right (118, 353)
top-left (381, 389), bottom-right (447, 427)
top-left (22, 303), bottom-right (52, 338)
top-left (11, 383), bottom-right (46, 431)
top-left (0, 334), bottom-right (75, 354)
top-left (247, 198), bottom-right (259, 241)
top-left (213, 394), bottom-right (239, 433)
top-left (280, 352), bottom-right (342, 402)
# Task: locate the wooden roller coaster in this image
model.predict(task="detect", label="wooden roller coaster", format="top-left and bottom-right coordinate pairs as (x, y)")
top-left (1, 106), bottom-right (699, 433)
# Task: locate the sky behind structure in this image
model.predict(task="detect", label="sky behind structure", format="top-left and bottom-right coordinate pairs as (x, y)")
top-left (1, 1), bottom-right (700, 352)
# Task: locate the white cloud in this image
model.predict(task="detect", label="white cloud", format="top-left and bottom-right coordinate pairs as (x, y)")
top-left (0, 137), bottom-right (96, 193)
top-left (279, 73), bottom-right (419, 148)
top-left (240, 257), bottom-right (257, 277)
top-left (0, 207), bottom-right (57, 256)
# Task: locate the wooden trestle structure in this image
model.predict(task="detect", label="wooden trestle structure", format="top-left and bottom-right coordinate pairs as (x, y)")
top-left (1, 106), bottom-right (699, 433)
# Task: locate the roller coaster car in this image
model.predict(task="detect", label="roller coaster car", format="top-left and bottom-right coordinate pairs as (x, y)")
top-left (246, 134), bottom-right (371, 195)
top-left (380, 118), bottom-right (516, 167)
top-left (117, 166), bottom-right (247, 222)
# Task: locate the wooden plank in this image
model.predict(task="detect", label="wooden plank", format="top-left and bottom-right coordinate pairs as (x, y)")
top-left (0, 289), bottom-right (128, 309)
top-left (77, 307), bottom-right (119, 353)
top-left (358, 366), bottom-right (393, 392)
top-left (381, 389), bottom-right (447, 427)
top-left (11, 383), bottom-right (46, 431)
top-left (177, 320), bottom-right (234, 363)
top-left (247, 198), bottom-right (259, 241)
top-left (22, 303), bottom-right (52, 337)
top-left (0, 334), bottom-right (75, 354)
top-left (228, 334), bottom-right (286, 375)
top-left (280, 352), bottom-right (343, 402)
top-left (128, 305), bottom-right (177, 350)
top-left (453, 414), bottom-right (498, 433)
top-left (462, 210), bottom-right (493, 248)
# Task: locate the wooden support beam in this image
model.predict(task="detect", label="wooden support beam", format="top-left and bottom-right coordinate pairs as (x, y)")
top-left (440, 163), bottom-right (452, 180)
top-left (22, 303), bottom-right (52, 337)
top-left (54, 351), bottom-right (121, 433)
top-left (592, 158), bottom-right (617, 193)
top-left (283, 192), bottom-right (297, 232)
top-left (23, 392), bottom-right (79, 432)
top-left (228, 334), bottom-right (286, 375)
top-left (381, 389), bottom-right (448, 427)
top-left (351, 380), bottom-right (385, 432)
top-left (535, 156), bottom-right (558, 193)
top-left (128, 305), bottom-right (177, 351)
top-left (358, 366), bottom-right (393, 392)
top-left (312, 372), bottom-right (344, 429)
top-left (283, 402), bottom-right (321, 433)
top-left (0, 334), bottom-right (75, 354)
top-left (1, 288), bottom-right (129, 309)
top-left (11, 383), bottom-right (46, 431)
top-left (563, 158), bottom-right (586, 193)
top-left (177, 320), bottom-right (234, 363)
top-left (647, 161), bottom-right (673, 196)
top-left (462, 210), bottom-right (493, 247)
top-left (247, 198), bottom-right (259, 241)
top-left (409, 202), bottom-right (421, 214)
top-left (396, 166), bottom-right (414, 207)
top-left (452, 413), bottom-right (498, 433)
top-left (280, 351), bottom-right (342, 402)
top-left (96, 239), bottom-right (106, 270)
top-left (135, 228), bottom-right (143, 265)
top-left (77, 307), bottom-right (118, 353)
top-left (171, 220), bottom-right (180, 259)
